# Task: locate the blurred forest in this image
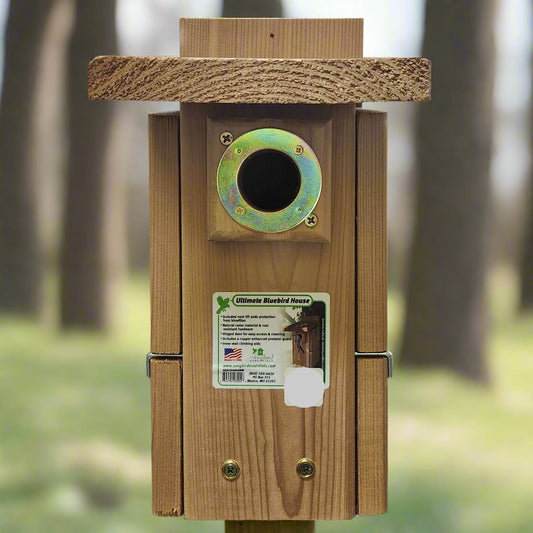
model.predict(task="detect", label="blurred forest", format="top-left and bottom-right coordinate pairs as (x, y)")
top-left (0, 0), bottom-right (532, 532)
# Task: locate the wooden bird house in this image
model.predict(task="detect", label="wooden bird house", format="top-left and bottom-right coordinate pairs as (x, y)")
top-left (285, 315), bottom-right (322, 368)
top-left (88, 18), bottom-right (430, 530)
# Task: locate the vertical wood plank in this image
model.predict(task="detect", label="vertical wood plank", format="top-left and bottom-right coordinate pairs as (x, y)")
top-left (356, 110), bottom-right (387, 352)
top-left (356, 109), bottom-right (388, 515)
top-left (180, 19), bottom-right (362, 522)
top-left (180, 19), bottom-right (363, 59)
top-left (356, 358), bottom-right (388, 515)
top-left (180, 103), bottom-right (357, 520)
top-left (226, 521), bottom-right (315, 533)
top-left (149, 113), bottom-right (183, 516)
top-left (151, 358), bottom-right (183, 516)
top-left (149, 113), bottom-right (181, 354)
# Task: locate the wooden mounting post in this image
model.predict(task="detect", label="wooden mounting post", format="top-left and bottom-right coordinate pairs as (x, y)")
top-left (225, 521), bottom-right (315, 532)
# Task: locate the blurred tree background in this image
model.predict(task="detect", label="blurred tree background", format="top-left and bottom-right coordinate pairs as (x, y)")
top-left (0, 0), bottom-right (54, 316)
top-left (401, 1), bottom-right (496, 382)
top-left (0, 0), bottom-right (532, 532)
top-left (60, 0), bottom-right (122, 331)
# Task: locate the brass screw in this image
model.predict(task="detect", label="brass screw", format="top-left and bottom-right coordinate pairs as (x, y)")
top-left (220, 131), bottom-right (234, 145)
top-left (296, 458), bottom-right (315, 479)
top-left (304, 213), bottom-right (318, 228)
top-left (294, 145), bottom-right (304, 155)
top-left (222, 459), bottom-right (241, 480)
top-left (235, 206), bottom-right (245, 216)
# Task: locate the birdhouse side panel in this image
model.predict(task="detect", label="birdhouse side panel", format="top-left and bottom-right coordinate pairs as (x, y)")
top-left (148, 113), bottom-right (183, 516)
top-left (355, 109), bottom-right (388, 515)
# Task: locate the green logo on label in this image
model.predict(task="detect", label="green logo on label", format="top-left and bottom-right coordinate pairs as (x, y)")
top-left (216, 296), bottom-right (230, 314)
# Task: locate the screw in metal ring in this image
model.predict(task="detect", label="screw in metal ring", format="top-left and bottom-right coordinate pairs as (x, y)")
top-left (235, 206), bottom-right (245, 216)
top-left (219, 131), bottom-right (234, 146)
top-left (296, 458), bottom-right (315, 479)
top-left (222, 459), bottom-right (241, 481)
top-left (294, 145), bottom-right (304, 155)
top-left (304, 213), bottom-right (318, 228)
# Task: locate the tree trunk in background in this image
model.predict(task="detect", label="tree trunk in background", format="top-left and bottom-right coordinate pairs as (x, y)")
top-left (60, 0), bottom-right (121, 330)
top-left (400, 1), bottom-right (496, 382)
top-left (519, 57), bottom-right (533, 310)
top-left (0, 0), bottom-right (54, 316)
top-left (223, 0), bottom-right (283, 17)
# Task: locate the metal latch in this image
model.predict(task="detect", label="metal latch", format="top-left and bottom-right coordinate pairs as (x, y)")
top-left (146, 352), bottom-right (182, 378)
top-left (355, 351), bottom-right (393, 378)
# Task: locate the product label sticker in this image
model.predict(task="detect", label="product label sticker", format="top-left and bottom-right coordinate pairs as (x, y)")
top-left (213, 292), bottom-right (330, 389)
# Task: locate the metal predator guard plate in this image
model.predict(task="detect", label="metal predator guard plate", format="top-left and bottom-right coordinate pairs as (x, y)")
top-left (216, 128), bottom-right (322, 233)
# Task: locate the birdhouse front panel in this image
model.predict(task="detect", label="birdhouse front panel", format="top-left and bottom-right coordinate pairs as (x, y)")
top-left (181, 102), bottom-right (358, 520)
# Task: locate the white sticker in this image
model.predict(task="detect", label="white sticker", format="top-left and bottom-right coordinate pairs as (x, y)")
top-left (213, 292), bottom-right (330, 390)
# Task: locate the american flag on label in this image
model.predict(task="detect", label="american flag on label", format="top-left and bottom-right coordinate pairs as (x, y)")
top-left (224, 348), bottom-right (242, 362)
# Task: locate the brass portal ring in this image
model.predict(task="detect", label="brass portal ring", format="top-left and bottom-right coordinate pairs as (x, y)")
top-left (217, 128), bottom-right (322, 233)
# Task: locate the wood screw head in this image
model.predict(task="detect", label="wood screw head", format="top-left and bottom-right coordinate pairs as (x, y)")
top-left (296, 458), bottom-right (315, 479)
top-left (304, 213), bottom-right (318, 228)
top-left (235, 206), bottom-right (245, 216)
top-left (294, 145), bottom-right (304, 155)
top-left (220, 131), bottom-right (234, 145)
top-left (221, 459), bottom-right (241, 480)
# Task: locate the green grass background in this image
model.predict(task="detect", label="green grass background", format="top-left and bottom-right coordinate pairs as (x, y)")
top-left (1, 272), bottom-right (532, 532)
